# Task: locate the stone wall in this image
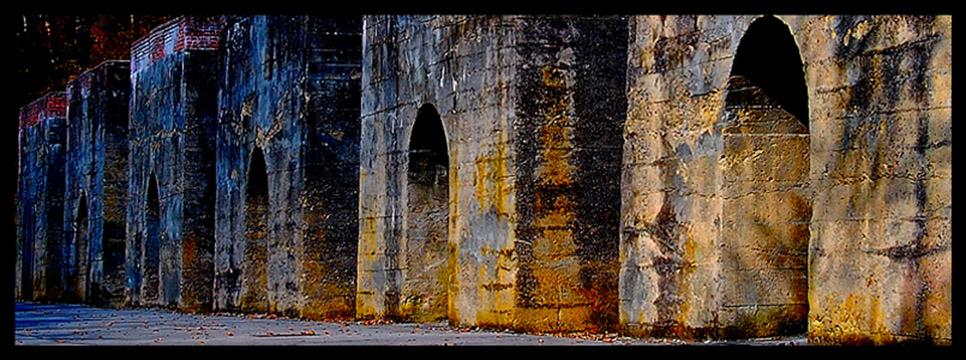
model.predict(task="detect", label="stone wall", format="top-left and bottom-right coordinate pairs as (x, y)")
top-left (214, 15), bottom-right (361, 319)
top-left (801, 15), bottom-right (952, 345)
top-left (621, 14), bottom-right (951, 343)
top-left (17, 92), bottom-right (67, 301)
top-left (126, 16), bottom-right (225, 312)
top-left (13, 14), bottom-right (951, 345)
top-left (64, 60), bottom-right (131, 307)
top-left (357, 15), bottom-right (627, 332)
top-left (512, 16), bottom-right (628, 332)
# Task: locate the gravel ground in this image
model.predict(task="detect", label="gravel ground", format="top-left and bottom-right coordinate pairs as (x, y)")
top-left (14, 302), bottom-right (807, 346)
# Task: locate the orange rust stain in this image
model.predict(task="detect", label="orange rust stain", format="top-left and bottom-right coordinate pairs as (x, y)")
top-left (182, 235), bottom-right (197, 262)
top-left (520, 64), bottom-right (600, 332)
top-left (179, 235), bottom-right (200, 312)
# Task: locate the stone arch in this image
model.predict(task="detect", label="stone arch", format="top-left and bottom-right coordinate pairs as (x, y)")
top-left (240, 146), bottom-right (269, 313)
top-left (72, 193), bottom-right (90, 302)
top-left (729, 15), bottom-right (809, 127)
top-left (143, 173), bottom-right (162, 305)
top-left (717, 15), bottom-right (811, 337)
top-left (402, 103), bottom-right (452, 322)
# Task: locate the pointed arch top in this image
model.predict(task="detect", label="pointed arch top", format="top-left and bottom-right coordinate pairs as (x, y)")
top-left (247, 147), bottom-right (268, 197)
top-left (147, 173), bottom-right (160, 213)
top-left (76, 193), bottom-right (88, 222)
top-left (409, 103), bottom-right (449, 157)
top-left (730, 15), bottom-right (809, 126)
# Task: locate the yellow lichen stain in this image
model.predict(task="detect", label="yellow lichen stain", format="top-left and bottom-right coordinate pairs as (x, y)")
top-left (434, 257), bottom-right (451, 319)
top-left (447, 240), bottom-right (460, 324)
top-left (359, 215), bottom-right (378, 258)
top-left (355, 202), bottom-right (382, 317)
top-left (536, 147), bottom-right (572, 187)
top-left (447, 145), bottom-right (461, 326)
top-left (809, 293), bottom-right (897, 345)
top-left (299, 258), bottom-right (354, 321)
top-left (398, 291), bottom-right (424, 321)
top-left (472, 124), bottom-right (510, 218)
top-left (698, 89), bottom-right (723, 129)
top-left (640, 50), bottom-right (651, 71)
top-left (475, 308), bottom-right (514, 330)
top-left (542, 66), bottom-right (566, 88)
top-left (469, 244), bottom-right (516, 329)
top-left (677, 235), bottom-right (698, 324)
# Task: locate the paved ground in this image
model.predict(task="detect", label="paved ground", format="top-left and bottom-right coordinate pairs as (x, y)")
top-left (14, 302), bottom-right (807, 346)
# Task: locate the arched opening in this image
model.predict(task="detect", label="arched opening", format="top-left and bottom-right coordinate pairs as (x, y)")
top-left (72, 194), bottom-right (89, 302)
top-left (729, 16), bottom-right (809, 127)
top-left (143, 174), bottom-right (161, 305)
top-left (403, 103), bottom-right (451, 322)
top-left (240, 147), bottom-right (269, 313)
top-left (719, 16), bottom-right (811, 337)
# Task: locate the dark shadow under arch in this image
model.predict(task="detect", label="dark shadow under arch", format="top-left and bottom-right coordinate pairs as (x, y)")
top-left (403, 103), bottom-right (451, 322)
top-left (730, 16), bottom-right (809, 127)
top-left (143, 174), bottom-right (161, 304)
top-left (240, 147), bottom-right (269, 313)
top-left (718, 15), bottom-right (811, 337)
top-left (72, 194), bottom-right (89, 302)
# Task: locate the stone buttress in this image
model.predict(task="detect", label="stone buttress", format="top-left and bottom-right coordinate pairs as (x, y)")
top-left (64, 60), bottom-right (131, 307)
top-left (214, 15), bottom-right (361, 319)
top-left (17, 92), bottom-right (68, 302)
top-left (357, 15), bottom-right (627, 332)
top-left (621, 15), bottom-right (950, 344)
top-left (126, 16), bottom-right (226, 312)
